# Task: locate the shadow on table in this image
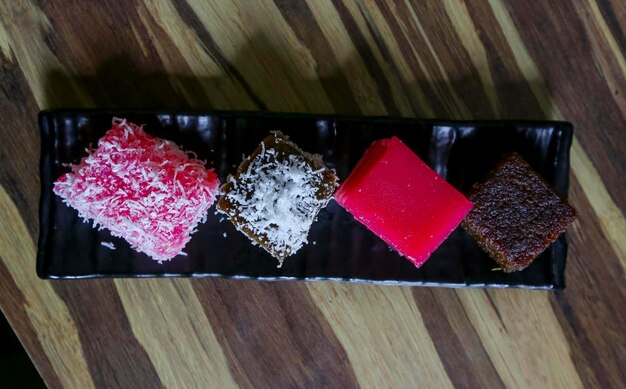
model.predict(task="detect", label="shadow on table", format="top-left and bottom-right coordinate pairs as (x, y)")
top-left (0, 312), bottom-right (46, 388)
top-left (42, 31), bottom-right (554, 122)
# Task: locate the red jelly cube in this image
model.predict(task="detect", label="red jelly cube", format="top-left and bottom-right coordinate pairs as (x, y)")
top-left (335, 137), bottom-right (472, 267)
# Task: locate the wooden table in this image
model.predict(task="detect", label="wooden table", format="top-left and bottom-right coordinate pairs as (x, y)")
top-left (1, 1), bottom-right (624, 388)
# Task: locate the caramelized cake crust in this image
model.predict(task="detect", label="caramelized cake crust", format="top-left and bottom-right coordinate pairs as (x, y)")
top-left (462, 153), bottom-right (576, 272)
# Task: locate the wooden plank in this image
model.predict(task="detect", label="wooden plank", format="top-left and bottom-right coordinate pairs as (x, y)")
top-left (0, 0), bottom-right (624, 387)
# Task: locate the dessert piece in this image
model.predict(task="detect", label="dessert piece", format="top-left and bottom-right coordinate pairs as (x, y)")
top-left (217, 131), bottom-right (337, 266)
top-left (335, 137), bottom-right (472, 268)
top-left (462, 153), bottom-right (576, 272)
top-left (54, 117), bottom-right (220, 262)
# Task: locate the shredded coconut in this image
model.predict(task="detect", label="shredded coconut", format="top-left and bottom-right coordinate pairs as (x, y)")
top-left (101, 242), bottom-right (116, 250)
top-left (54, 117), bottom-right (220, 262)
top-left (218, 132), bottom-right (336, 266)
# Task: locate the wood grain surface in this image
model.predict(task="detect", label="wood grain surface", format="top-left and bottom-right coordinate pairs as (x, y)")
top-left (0, 0), bottom-right (624, 388)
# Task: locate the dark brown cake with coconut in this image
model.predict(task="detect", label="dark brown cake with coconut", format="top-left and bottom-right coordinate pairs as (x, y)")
top-left (462, 153), bottom-right (576, 272)
top-left (217, 131), bottom-right (338, 267)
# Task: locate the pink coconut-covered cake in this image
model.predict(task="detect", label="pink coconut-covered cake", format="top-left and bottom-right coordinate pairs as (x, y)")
top-left (53, 117), bottom-right (220, 262)
top-left (335, 137), bottom-right (473, 268)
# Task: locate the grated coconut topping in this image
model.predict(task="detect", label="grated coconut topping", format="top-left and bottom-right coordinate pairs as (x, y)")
top-left (219, 133), bottom-right (336, 266)
top-left (53, 117), bottom-right (220, 262)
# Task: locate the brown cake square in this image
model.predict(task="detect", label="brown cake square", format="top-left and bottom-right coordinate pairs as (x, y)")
top-left (217, 131), bottom-right (338, 267)
top-left (462, 153), bottom-right (576, 272)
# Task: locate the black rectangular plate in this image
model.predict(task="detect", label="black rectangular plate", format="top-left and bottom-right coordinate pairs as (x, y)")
top-left (38, 110), bottom-right (573, 289)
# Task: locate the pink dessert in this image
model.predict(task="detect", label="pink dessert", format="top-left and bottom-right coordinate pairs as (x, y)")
top-left (335, 137), bottom-right (473, 267)
top-left (54, 117), bottom-right (220, 262)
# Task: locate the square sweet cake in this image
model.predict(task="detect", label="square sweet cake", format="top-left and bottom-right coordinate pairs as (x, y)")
top-left (335, 136), bottom-right (473, 268)
top-left (53, 118), bottom-right (220, 262)
top-left (462, 153), bottom-right (576, 272)
top-left (217, 131), bottom-right (338, 266)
